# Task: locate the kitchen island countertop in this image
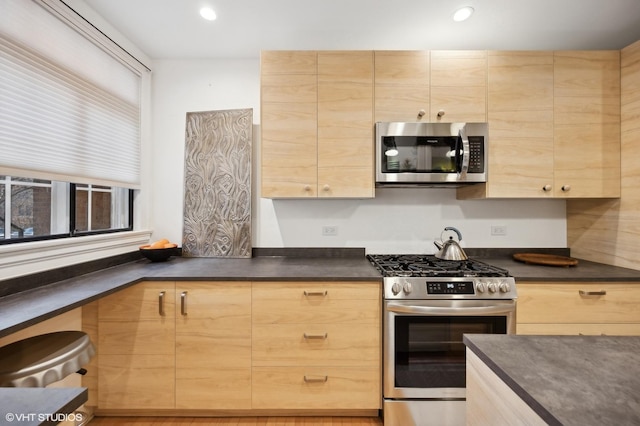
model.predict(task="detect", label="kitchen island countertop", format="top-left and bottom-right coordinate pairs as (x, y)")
top-left (464, 334), bottom-right (640, 426)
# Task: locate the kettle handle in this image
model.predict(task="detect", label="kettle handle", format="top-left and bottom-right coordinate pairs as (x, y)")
top-left (444, 226), bottom-right (463, 241)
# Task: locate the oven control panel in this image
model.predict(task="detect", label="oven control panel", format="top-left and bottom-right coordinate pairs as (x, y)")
top-left (384, 277), bottom-right (517, 300)
top-left (427, 281), bottom-right (475, 295)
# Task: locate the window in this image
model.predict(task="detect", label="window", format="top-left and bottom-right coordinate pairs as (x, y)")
top-left (0, 175), bottom-right (132, 244)
top-left (0, 0), bottom-right (148, 248)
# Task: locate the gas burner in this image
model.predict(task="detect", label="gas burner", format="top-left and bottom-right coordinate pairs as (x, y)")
top-left (367, 254), bottom-right (510, 278)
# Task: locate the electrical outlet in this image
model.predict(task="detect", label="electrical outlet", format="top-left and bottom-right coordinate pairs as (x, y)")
top-left (322, 225), bottom-right (338, 236)
top-left (491, 225), bottom-right (507, 236)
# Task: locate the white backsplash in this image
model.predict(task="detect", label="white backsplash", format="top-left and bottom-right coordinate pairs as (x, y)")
top-left (151, 58), bottom-right (567, 252)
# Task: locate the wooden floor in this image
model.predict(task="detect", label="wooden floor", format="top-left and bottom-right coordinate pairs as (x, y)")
top-left (88, 417), bottom-right (383, 425)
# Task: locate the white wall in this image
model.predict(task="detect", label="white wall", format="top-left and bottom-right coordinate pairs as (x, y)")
top-left (151, 59), bottom-right (567, 253)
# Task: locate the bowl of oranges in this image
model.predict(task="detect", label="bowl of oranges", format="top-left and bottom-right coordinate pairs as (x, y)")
top-left (139, 239), bottom-right (179, 262)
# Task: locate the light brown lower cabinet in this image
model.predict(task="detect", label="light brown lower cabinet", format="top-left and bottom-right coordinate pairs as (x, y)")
top-left (96, 280), bottom-right (381, 414)
top-left (251, 281), bottom-right (381, 410)
top-left (516, 282), bottom-right (640, 335)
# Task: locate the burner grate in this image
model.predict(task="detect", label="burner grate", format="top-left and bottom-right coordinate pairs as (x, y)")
top-left (367, 254), bottom-right (510, 278)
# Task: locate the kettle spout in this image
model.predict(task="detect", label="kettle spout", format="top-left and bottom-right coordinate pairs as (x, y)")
top-left (434, 241), bottom-right (443, 250)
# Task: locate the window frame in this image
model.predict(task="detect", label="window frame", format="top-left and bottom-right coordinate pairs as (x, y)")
top-left (0, 177), bottom-right (134, 246)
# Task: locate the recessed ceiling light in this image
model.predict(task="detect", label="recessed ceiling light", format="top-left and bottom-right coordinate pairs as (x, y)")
top-left (453, 6), bottom-right (474, 22)
top-left (199, 7), bottom-right (217, 21)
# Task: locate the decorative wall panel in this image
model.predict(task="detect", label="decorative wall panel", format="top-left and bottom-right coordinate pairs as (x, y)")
top-left (182, 109), bottom-right (252, 257)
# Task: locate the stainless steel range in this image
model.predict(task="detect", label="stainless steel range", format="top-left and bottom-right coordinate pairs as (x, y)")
top-left (367, 254), bottom-right (517, 426)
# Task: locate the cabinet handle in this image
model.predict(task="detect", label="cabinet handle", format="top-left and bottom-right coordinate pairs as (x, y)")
top-left (304, 332), bottom-right (328, 340)
top-left (181, 291), bottom-right (188, 316)
top-left (437, 109), bottom-right (445, 118)
top-left (579, 290), bottom-right (606, 296)
top-left (304, 290), bottom-right (328, 297)
top-left (158, 291), bottom-right (166, 316)
top-left (562, 185), bottom-right (571, 192)
top-left (542, 184), bottom-right (552, 192)
top-left (303, 185), bottom-right (311, 192)
top-left (322, 184), bottom-right (330, 191)
top-left (304, 375), bottom-right (328, 383)
top-left (417, 109), bottom-right (426, 118)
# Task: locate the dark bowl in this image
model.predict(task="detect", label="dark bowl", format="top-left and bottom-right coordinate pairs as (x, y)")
top-left (139, 247), bottom-right (177, 262)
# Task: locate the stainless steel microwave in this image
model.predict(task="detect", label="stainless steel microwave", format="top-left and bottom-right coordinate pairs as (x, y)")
top-left (375, 122), bottom-right (488, 186)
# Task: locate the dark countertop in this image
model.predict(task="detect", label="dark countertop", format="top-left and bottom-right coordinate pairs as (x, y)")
top-left (0, 253), bottom-right (381, 339)
top-left (0, 387), bottom-right (87, 426)
top-left (478, 256), bottom-right (640, 282)
top-left (464, 334), bottom-right (640, 426)
top-left (2, 247), bottom-right (640, 340)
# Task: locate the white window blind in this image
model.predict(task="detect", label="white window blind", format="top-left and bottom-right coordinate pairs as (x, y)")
top-left (0, 0), bottom-right (144, 188)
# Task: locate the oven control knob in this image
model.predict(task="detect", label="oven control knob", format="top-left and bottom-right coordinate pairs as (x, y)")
top-left (499, 282), bottom-right (511, 293)
top-left (403, 282), bottom-right (413, 294)
top-left (475, 282), bottom-right (486, 293)
top-left (391, 282), bottom-right (403, 295)
top-left (488, 282), bottom-right (498, 293)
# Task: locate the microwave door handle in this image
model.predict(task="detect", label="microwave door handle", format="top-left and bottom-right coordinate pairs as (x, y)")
top-left (458, 127), bottom-right (470, 179)
top-left (387, 302), bottom-right (512, 316)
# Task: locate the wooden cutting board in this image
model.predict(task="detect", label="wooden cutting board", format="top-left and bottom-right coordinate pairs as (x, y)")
top-left (513, 253), bottom-right (579, 267)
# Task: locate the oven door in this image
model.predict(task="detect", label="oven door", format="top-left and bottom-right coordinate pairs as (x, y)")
top-left (384, 299), bottom-right (516, 399)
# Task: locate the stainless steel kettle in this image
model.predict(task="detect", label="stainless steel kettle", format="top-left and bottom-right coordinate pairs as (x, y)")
top-left (434, 227), bottom-right (468, 261)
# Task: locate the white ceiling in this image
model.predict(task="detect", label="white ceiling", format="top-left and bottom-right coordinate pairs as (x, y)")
top-left (83, 0), bottom-right (640, 60)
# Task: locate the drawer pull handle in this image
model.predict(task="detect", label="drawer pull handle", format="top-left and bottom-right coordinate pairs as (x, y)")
top-left (304, 333), bottom-right (328, 340)
top-left (158, 291), bottom-right (166, 316)
top-left (304, 375), bottom-right (328, 383)
top-left (579, 290), bottom-right (606, 296)
top-left (304, 290), bottom-right (328, 297)
top-left (181, 291), bottom-right (188, 316)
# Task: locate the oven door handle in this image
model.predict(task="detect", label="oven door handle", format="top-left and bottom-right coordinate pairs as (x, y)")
top-left (386, 302), bottom-right (513, 316)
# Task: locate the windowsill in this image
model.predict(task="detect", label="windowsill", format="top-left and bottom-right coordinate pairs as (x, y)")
top-left (0, 230), bottom-right (153, 281)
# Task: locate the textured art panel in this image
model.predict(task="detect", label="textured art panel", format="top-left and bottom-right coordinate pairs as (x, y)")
top-left (182, 109), bottom-right (252, 257)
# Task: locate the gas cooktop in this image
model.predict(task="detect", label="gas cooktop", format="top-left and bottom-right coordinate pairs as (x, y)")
top-left (367, 254), bottom-right (511, 278)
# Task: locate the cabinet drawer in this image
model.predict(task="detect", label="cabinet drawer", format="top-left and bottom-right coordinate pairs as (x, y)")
top-left (252, 324), bottom-right (380, 367)
top-left (517, 283), bottom-right (640, 324)
top-left (252, 281), bottom-right (380, 324)
top-left (252, 366), bottom-right (380, 409)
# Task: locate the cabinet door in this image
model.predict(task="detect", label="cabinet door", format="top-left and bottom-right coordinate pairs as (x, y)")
top-left (318, 51), bottom-right (374, 198)
top-left (554, 51), bottom-right (621, 198)
top-left (261, 51), bottom-right (318, 197)
top-left (430, 50), bottom-right (487, 122)
top-left (485, 51), bottom-right (554, 198)
top-left (175, 282), bottom-right (251, 409)
top-left (98, 281), bottom-right (175, 410)
top-left (374, 51), bottom-right (429, 122)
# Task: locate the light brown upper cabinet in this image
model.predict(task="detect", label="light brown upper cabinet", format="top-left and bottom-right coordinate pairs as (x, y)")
top-left (317, 51), bottom-right (374, 198)
top-left (430, 50), bottom-right (487, 123)
top-left (261, 51), bottom-right (318, 198)
top-left (374, 51), bottom-right (430, 122)
top-left (458, 50), bottom-right (621, 199)
top-left (460, 51), bottom-right (555, 198)
top-left (553, 51), bottom-right (620, 198)
top-left (260, 51), bottom-right (374, 199)
top-left (373, 50), bottom-right (486, 123)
